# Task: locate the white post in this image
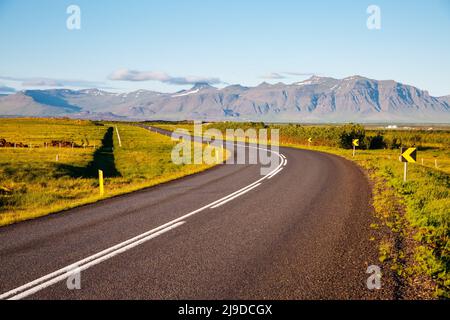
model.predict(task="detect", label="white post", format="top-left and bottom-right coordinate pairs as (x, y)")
top-left (404, 162), bottom-right (407, 182)
top-left (115, 126), bottom-right (122, 147)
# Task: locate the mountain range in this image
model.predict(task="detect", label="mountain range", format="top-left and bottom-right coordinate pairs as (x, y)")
top-left (0, 75), bottom-right (449, 123)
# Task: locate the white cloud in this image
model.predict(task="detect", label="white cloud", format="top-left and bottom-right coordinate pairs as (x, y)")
top-left (0, 76), bottom-right (109, 90)
top-left (260, 72), bottom-right (317, 80)
top-left (108, 69), bottom-right (222, 85)
top-left (0, 84), bottom-right (16, 93)
top-left (22, 79), bottom-right (65, 87)
top-left (282, 72), bottom-right (317, 77)
top-left (260, 72), bottom-right (287, 80)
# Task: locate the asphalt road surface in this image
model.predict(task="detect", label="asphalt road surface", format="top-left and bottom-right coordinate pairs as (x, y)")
top-left (0, 127), bottom-right (395, 300)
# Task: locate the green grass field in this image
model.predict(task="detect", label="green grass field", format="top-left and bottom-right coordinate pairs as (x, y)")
top-left (0, 119), bottom-right (217, 227)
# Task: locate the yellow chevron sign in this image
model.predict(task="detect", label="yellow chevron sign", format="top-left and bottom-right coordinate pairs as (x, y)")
top-left (352, 139), bottom-right (359, 147)
top-left (401, 148), bottom-right (417, 163)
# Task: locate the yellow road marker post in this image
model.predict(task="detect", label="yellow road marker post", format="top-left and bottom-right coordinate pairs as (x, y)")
top-left (98, 169), bottom-right (104, 196)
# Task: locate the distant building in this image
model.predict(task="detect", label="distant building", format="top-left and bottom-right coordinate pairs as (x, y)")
top-left (386, 125), bottom-right (398, 129)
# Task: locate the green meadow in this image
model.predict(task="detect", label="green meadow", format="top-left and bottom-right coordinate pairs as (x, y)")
top-left (0, 118), bottom-right (216, 227)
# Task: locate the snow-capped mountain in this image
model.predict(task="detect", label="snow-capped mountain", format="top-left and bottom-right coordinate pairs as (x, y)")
top-left (0, 76), bottom-right (449, 123)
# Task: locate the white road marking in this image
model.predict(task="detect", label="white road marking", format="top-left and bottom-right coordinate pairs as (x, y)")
top-left (210, 183), bottom-right (262, 208)
top-left (1, 133), bottom-right (286, 300)
top-left (1, 222), bottom-right (185, 300)
top-left (267, 167), bottom-right (284, 179)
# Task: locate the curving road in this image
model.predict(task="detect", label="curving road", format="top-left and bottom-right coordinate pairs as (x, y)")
top-left (0, 127), bottom-right (394, 300)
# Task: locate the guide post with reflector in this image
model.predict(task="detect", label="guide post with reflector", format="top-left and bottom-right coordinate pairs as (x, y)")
top-left (352, 139), bottom-right (359, 157)
top-left (401, 147), bottom-right (417, 182)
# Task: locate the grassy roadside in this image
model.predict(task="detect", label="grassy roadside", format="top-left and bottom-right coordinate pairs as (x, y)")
top-left (287, 144), bottom-right (449, 298)
top-left (151, 122), bottom-right (449, 298)
top-left (0, 119), bottom-right (219, 227)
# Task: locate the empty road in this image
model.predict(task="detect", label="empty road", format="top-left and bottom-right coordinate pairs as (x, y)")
top-left (0, 127), bottom-right (394, 299)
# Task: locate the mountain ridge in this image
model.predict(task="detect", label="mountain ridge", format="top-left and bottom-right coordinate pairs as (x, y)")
top-left (0, 75), bottom-right (449, 123)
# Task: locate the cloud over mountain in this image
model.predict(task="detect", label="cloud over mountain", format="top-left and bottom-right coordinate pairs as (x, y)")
top-left (260, 72), bottom-right (287, 79)
top-left (0, 85), bottom-right (16, 93)
top-left (0, 76), bottom-right (106, 89)
top-left (108, 69), bottom-right (222, 85)
top-left (261, 72), bottom-right (318, 80)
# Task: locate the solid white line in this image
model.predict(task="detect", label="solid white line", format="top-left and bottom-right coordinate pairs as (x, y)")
top-left (0, 221), bottom-right (192, 300)
top-left (210, 183), bottom-right (262, 208)
top-left (1, 134), bottom-right (285, 300)
top-left (6, 222), bottom-right (185, 300)
top-left (267, 167), bottom-right (284, 179)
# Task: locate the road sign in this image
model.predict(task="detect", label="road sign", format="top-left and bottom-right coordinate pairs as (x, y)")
top-left (352, 139), bottom-right (359, 157)
top-left (401, 147), bottom-right (417, 163)
top-left (401, 147), bottom-right (417, 182)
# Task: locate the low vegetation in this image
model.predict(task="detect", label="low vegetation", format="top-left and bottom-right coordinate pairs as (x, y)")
top-left (0, 118), bottom-right (216, 226)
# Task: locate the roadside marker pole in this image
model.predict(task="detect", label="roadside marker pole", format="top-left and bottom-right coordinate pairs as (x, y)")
top-left (99, 170), bottom-right (104, 196)
top-left (115, 126), bottom-right (122, 147)
top-left (352, 139), bottom-right (359, 157)
top-left (401, 147), bottom-right (417, 183)
top-left (404, 162), bottom-right (408, 182)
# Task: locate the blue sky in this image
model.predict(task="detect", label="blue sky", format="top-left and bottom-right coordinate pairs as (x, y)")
top-left (1, 0), bottom-right (449, 96)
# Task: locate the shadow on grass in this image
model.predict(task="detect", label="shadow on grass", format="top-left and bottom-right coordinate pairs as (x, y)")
top-left (56, 127), bottom-right (121, 178)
